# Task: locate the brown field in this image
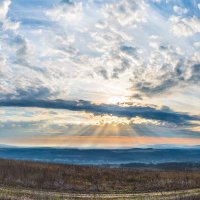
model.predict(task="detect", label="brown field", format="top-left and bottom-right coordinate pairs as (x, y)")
top-left (0, 159), bottom-right (200, 199)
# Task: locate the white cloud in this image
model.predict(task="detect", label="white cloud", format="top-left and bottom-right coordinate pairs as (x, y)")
top-left (0, 0), bottom-right (19, 30)
top-left (173, 5), bottom-right (188, 15)
top-left (0, 0), bottom-right (10, 21)
top-left (193, 41), bottom-right (200, 48)
top-left (151, 0), bottom-right (161, 3)
top-left (3, 19), bottom-right (20, 30)
top-left (45, 1), bottom-right (83, 24)
top-left (170, 16), bottom-right (200, 37)
top-left (103, 0), bottom-right (148, 27)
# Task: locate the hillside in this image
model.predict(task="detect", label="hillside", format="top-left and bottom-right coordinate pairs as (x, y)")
top-left (1, 159), bottom-right (200, 193)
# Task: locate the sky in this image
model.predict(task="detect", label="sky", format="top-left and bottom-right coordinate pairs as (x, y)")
top-left (0, 0), bottom-right (200, 148)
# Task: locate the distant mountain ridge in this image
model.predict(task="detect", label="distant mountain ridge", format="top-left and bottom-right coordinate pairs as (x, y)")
top-left (1, 147), bottom-right (200, 165)
top-left (1, 143), bottom-right (200, 149)
top-left (0, 144), bottom-right (17, 148)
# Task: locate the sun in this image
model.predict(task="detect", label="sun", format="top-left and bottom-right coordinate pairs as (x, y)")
top-left (107, 97), bottom-right (125, 105)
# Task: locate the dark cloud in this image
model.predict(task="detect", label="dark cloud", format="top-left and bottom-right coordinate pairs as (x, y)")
top-left (0, 99), bottom-right (198, 125)
top-left (130, 93), bottom-right (143, 100)
top-left (112, 45), bottom-right (138, 79)
top-left (190, 64), bottom-right (200, 82)
top-left (112, 58), bottom-right (130, 79)
top-left (135, 79), bottom-right (177, 95)
top-left (133, 60), bottom-right (200, 96)
top-left (0, 87), bottom-right (52, 101)
top-left (96, 67), bottom-right (108, 80)
top-left (14, 87), bottom-right (52, 100)
top-left (61, 0), bottom-right (73, 5)
top-left (11, 35), bottom-right (46, 73)
top-left (120, 45), bottom-right (138, 57)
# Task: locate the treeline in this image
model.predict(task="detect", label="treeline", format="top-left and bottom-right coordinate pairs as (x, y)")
top-left (0, 159), bottom-right (200, 193)
top-left (120, 162), bottom-right (200, 171)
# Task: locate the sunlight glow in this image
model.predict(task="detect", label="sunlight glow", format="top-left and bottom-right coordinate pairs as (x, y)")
top-left (107, 97), bottom-right (126, 105)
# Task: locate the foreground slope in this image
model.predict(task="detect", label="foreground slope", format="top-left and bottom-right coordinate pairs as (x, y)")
top-left (1, 159), bottom-right (200, 197)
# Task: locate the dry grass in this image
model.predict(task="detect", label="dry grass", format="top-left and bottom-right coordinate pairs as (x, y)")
top-left (1, 159), bottom-right (200, 194)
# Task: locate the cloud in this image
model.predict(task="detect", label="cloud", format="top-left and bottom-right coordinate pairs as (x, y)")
top-left (45, 0), bottom-right (83, 24)
top-left (0, 0), bottom-right (19, 30)
top-left (170, 16), bottom-right (200, 37)
top-left (132, 61), bottom-right (200, 96)
top-left (0, 0), bottom-right (199, 106)
top-left (103, 0), bottom-right (147, 27)
top-left (0, 99), bottom-right (198, 125)
top-left (96, 67), bottom-right (108, 80)
top-left (0, 0), bottom-right (10, 21)
top-left (173, 5), bottom-right (188, 15)
top-left (129, 41), bottom-right (200, 96)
